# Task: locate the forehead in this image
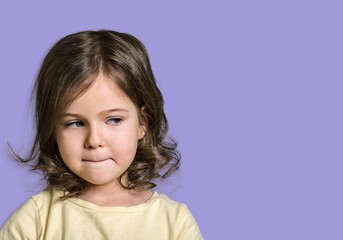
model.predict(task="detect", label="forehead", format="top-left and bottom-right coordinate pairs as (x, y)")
top-left (65, 73), bottom-right (136, 113)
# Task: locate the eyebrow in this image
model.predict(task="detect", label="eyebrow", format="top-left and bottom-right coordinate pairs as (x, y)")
top-left (60, 108), bottom-right (129, 118)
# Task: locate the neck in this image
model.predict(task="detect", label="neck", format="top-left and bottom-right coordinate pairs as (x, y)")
top-left (78, 181), bottom-right (153, 207)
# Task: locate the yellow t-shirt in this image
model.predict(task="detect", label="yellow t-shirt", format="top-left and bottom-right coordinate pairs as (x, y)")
top-left (0, 188), bottom-right (203, 240)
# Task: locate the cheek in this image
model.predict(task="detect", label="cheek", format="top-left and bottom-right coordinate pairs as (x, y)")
top-left (111, 130), bottom-right (139, 157)
top-left (56, 133), bottom-right (81, 162)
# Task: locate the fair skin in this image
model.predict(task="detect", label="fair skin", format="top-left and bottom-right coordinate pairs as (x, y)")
top-left (55, 72), bottom-right (153, 207)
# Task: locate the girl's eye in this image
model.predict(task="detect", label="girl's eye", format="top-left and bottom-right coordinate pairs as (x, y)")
top-left (66, 121), bottom-right (84, 128)
top-left (107, 117), bottom-right (123, 126)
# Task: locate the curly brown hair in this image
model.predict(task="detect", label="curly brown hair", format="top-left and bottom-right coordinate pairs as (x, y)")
top-left (14, 30), bottom-right (180, 198)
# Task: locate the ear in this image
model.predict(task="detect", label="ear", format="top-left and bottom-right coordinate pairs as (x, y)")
top-left (138, 106), bottom-right (147, 140)
top-left (138, 124), bottom-right (146, 140)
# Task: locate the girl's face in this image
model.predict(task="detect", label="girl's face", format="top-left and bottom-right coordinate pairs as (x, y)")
top-left (55, 72), bottom-right (145, 189)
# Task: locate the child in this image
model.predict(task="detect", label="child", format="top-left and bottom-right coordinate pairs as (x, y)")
top-left (0, 30), bottom-right (203, 240)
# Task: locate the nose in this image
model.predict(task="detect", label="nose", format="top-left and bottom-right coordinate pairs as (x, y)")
top-left (84, 125), bottom-right (104, 149)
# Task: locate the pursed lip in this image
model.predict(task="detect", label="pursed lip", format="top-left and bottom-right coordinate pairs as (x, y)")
top-left (82, 158), bottom-right (111, 162)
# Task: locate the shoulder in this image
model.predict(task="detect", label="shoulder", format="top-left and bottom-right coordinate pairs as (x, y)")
top-left (153, 192), bottom-right (184, 208)
top-left (152, 192), bottom-right (204, 239)
top-left (30, 187), bottom-right (61, 206)
top-left (0, 188), bottom-right (63, 239)
top-left (0, 188), bottom-right (52, 239)
top-left (151, 192), bottom-right (191, 215)
top-left (150, 192), bottom-right (188, 215)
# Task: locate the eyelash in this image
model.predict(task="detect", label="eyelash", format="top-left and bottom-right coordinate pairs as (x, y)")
top-left (65, 118), bottom-right (123, 128)
top-left (65, 120), bottom-right (84, 128)
top-left (106, 117), bottom-right (123, 126)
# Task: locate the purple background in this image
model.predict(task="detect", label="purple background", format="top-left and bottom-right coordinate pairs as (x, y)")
top-left (1, 1), bottom-right (342, 239)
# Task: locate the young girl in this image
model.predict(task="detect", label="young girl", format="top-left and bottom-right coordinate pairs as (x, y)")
top-left (0, 30), bottom-right (203, 239)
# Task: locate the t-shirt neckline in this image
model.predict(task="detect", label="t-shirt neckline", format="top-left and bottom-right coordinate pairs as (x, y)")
top-left (65, 191), bottom-right (159, 213)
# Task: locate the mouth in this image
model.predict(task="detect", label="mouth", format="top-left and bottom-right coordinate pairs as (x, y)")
top-left (82, 158), bottom-right (112, 163)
